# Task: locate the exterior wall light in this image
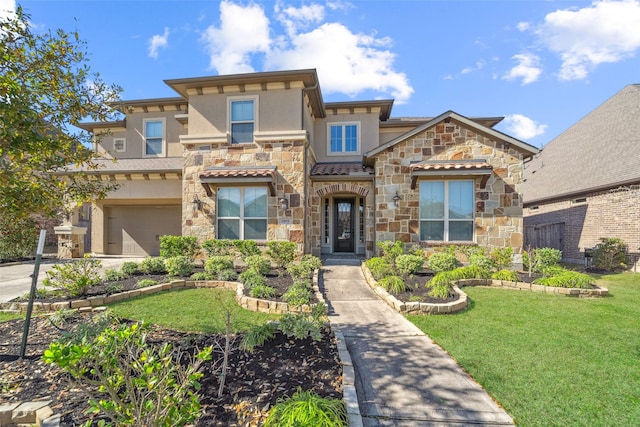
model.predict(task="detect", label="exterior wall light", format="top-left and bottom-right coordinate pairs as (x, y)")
top-left (279, 197), bottom-right (289, 210)
top-left (393, 191), bottom-right (402, 208)
top-left (191, 194), bottom-right (203, 211)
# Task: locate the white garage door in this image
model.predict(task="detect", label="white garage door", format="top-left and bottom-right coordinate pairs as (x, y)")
top-left (107, 206), bottom-right (182, 256)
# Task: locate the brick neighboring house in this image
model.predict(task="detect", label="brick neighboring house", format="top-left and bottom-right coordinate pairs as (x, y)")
top-left (523, 84), bottom-right (640, 267)
top-left (70, 69), bottom-right (538, 258)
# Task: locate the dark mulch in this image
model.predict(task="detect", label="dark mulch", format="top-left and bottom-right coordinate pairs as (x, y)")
top-left (0, 312), bottom-right (342, 426)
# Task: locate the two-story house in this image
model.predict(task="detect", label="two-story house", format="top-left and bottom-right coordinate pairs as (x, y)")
top-left (74, 69), bottom-right (538, 258)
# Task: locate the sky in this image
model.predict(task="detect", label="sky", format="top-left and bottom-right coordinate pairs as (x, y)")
top-left (2, 0), bottom-right (640, 148)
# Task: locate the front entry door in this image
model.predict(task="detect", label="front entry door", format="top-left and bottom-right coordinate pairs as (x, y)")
top-left (334, 198), bottom-right (355, 252)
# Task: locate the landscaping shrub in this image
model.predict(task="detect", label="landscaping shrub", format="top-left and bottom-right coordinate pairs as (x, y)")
top-left (396, 254), bottom-right (425, 276)
top-left (233, 240), bottom-right (261, 257)
top-left (164, 256), bottom-right (194, 277)
top-left (376, 240), bottom-right (404, 265)
top-left (287, 261), bottom-right (315, 282)
top-left (531, 248), bottom-right (562, 273)
top-left (139, 257), bottom-right (166, 275)
top-left (278, 303), bottom-right (326, 341)
top-left (300, 254), bottom-right (322, 271)
top-left (43, 322), bottom-right (212, 426)
top-left (245, 254), bottom-right (271, 275)
top-left (492, 270), bottom-right (519, 282)
top-left (364, 257), bottom-right (393, 281)
top-left (204, 256), bottom-right (234, 276)
top-left (136, 278), bottom-right (158, 288)
top-left (592, 237), bottom-right (628, 271)
top-left (159, 235), bottom-right (200, 259)
top-left (266, 241), bottom-right (297, 268)
top-left (451, 265), bottom-right (491, 280)
top-left (469, 254), bottom-right (495, 272)
top-left (105, 283), bottom-right (123, 295)
top-left (202, 239), bottom-right (235, 257)
top-left (428, 271), bottom-right (455, 299)
top-left (0, 215), bottom-right (38, 261)
top-left (378, 276), bottom-right (407, 294)
top-left (103, 268), bottom-right (126, 282)
top-left (120, 261), bottom-right (140, 276)
top-left (190, 271), bottom-right (214, 281)
top-left (427, 251), bottom-right (458, 272)
top-left (239, 269), bottom-right (266, 289)
top-left (241, 323), bottom-right (276, 353)
top-left (250, 284), bottom-right (277, 299)
top-left (283, 280), bottom-right (313, 306)
top-left (42, 257), bottom-right (102, 297)
top-left (490, 247), bottom-right (513, 270)
top-left (264, 388), bottom-right (347, 427)
top-left (533, 269), bottom-right (593, 288)
top-left (216, 269), bottom-right (238, 281)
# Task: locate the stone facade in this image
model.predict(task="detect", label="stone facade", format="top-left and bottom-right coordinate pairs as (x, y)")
top-left (371, 122), bottom-right (525, 253)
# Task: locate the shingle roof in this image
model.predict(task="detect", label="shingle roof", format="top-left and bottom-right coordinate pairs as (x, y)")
top-left (523, 84), bottom-right (640, 204)
top-left (311, 163), bottom-right (373, 176)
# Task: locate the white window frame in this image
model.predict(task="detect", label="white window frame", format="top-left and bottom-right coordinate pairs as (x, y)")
top-left (113, 137), bottom-right (126, 153)
top-left (419, 180), bottom-right (475, 242)
top-left (327, 122), bottom-right (361, 156)
top-left (143, 118), bottom-right (166, 157)
top-left (217, 186), bottom-right (268, 241)
top-left (228, 96), bottom-right (259, 144)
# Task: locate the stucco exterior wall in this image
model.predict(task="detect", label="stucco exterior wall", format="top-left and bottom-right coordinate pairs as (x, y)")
top-left (313, 112), bottom-right (380, 163)
top-left (372, 121), bottom-right (525, 253)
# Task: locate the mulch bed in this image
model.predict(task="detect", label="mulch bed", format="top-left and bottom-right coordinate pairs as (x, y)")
top-left (0, 312), bottom-right (342, 426)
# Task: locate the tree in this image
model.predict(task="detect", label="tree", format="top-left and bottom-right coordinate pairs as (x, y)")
top-left (0, 6), bottom-right (121, 221)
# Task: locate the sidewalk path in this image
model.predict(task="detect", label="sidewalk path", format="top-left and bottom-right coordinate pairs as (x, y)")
top-left (320, 259), bottom-right (514, 426)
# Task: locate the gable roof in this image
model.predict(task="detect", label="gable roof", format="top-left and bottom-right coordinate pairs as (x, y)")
top-left (365, 110), bottom-right (538, 159)
top-left (523, 84), bottom-right (640, 205)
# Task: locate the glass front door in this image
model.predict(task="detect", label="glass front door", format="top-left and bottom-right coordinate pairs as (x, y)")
top-left (334, 198), bottom-right (355, 252)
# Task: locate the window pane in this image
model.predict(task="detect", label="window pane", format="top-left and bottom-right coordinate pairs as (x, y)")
top-left (345, 125), bottom-right (357, 152)
top-left (244, 219), bottom-right (267, 240)
top-left (218, 219), bottom-right (240, 239)
top-left (330, 125), bottom-right (342, 152)
top-left (449, 181), bottom-right (474, 219)
top-left (449, 221), bottom-right (474, 241)
top-left (231, 100), bottom-right (254, 121)
top-left (244, 187), bottom-right (267, 217)
top-left (420, 181), bottom-right (444, 219)
top-left (146, 138), bottom-right (162, 155)
top-left (231, 123), bottom-right (254, 144)
top-left (218, 188), bottom-right (240, 217)
top-left (420, 221), bottom-right (444, 241)
top-left (145, 121), bottom-right (163, 138)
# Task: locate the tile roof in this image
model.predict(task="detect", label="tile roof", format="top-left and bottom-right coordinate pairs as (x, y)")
top-left (410, 161), bottom-right (492, 172)
top-left (199, 167), bottom-right (276, 179)
top-left (311, 163), bottom-right (373, 176)
top-left (523, 84), bottom-right (640, 204)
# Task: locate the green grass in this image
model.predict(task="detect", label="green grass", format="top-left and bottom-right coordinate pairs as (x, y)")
top-left (0, 312), bottom-right (23, 322)
top-left (108, 288), bottom-right (279, 334)
top-left (408, 272), bottom-right (640, 427)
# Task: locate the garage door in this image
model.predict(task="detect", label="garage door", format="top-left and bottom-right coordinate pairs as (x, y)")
top-left (106, 206), bottom-right (182, 256)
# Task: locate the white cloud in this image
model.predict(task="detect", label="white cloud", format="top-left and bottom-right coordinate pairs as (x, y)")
top-left (503, 114), bottom-right (547, 140)
top-left (503, 53), bottom-right (542, 85)
top-left (461, 60), bottom-right (486, 75)
top-left (201, 1), bottom-right (271, 74)
top-left (536, 0), bottom-right (640, 80)
top-left (200, 1), bottom-right (413, 103)
top-left (0, 0), bottom-right (15, 20)
top-left (148, 27), bottom-right (169, 59)
top-left (516, 21), bottom-right (530, 31)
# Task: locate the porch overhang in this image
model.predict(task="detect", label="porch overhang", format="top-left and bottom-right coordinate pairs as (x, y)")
top-left (410, 160), bottom-right (493, 189)
top-left (199, 166), bottom-right (277, 196)
top-left (310, 162), bottom-right (374, 182)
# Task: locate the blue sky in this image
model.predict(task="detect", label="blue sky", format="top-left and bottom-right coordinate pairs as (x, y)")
top-left (4, 0), bottom-right (640, 147)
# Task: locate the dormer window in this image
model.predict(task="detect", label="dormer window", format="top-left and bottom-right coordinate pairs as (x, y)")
top-left (229, 96), bottom-right (258, 144)
top-left (328, 122), bottom-right (360, 155)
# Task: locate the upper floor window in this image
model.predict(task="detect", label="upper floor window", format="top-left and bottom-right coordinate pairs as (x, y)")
top-left (113, 138), bottom-right (126, 153)
top-left (144, 118), bottom-right (165, 156)
top-left (420, 180), bottom-right (474, 242)
top-left (328, 122), bottom-right (359, 155)
top-left (229, 97), bottom-right (257, 144)
top-left (217, 186), bottom-right (268, 240)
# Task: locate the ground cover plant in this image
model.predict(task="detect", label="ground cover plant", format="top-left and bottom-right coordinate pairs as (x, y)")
top-left (408, 271), bottom-right (640, 426)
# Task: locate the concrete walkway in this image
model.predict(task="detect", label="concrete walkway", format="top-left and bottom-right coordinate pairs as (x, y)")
top-left (320, 259), bottom-right (514, 426)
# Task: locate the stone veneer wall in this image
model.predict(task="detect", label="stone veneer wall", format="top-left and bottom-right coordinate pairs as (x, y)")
top-left (524, 185), bottom-right (640, 267)
top-left (182, 140), bottom-right (307, 251)
top-left (373, 121), bottom-right (525, 252)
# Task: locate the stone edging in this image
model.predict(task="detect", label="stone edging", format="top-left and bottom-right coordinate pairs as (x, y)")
top-left (1, 270), bottom-right (325, 315)
top-left (331, 327), bottom-right (363, 427)
top-left (0, 401), bottom-right (60, 427)
top-left (361, 264), bottom-right (609, 315)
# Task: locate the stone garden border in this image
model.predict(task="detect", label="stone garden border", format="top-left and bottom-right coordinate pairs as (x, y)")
top-left (361, 264), bottom-right (608, 315)
top-left (0, 270), bottom-right (325, 315)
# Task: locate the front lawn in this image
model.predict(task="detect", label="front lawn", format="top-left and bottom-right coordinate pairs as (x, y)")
top-left (408, 272), bottom-right (640, 427)
top-left (108, 288), bottom-right (279, 333)
top-left (0, 312), bottom-right (22, 323)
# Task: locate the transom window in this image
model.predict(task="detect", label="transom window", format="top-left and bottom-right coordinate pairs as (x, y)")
top-left (420, 180), bottom-right (474, 242)
top-left (328, 122), bottom-right (359, 155)
top-left (217, 187), bottom-right (267, 240)
top-left (229, 97), bottom-right (257, 144)
top-left (144, 119), bottom-right (164, 156)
